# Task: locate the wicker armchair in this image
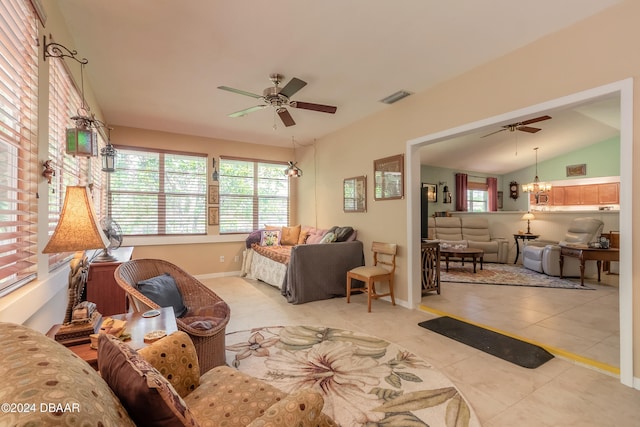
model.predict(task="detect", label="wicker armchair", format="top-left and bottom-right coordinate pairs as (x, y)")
top-left (114, 259), bottom-right (230, 374)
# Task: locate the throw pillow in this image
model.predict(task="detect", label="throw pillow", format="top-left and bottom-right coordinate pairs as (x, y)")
top-left (329, 226), bottom-right (355, 242)
top-left (138, 331), bottom-right (200, 398)
top-left (260, 229), bottom-right (281, 246)
top-left (98, 334), bottom-right (198, 427)
top-left (319, 231), bottom-right (337, 244)
top-left (305, 228), bottom-right (328, 244)
top-left (245, 228), bottom-right (263, 248)
top-left (137, 273), bottom-right (188, 318)
top-left (280, 224), bottom-right (301, 245)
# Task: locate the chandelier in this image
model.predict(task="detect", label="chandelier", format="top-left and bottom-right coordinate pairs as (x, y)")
top-left (522, 147), bottom-right (551, 200)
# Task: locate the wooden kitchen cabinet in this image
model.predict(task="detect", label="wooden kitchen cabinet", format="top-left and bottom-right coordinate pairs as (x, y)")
top-left (85, 247), bottom-right (134, 316)
top-left (598, 183), bottom-right (619, 204)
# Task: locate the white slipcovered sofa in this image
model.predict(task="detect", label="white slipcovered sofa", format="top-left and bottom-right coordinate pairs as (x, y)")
top-left (522, 217), bottom-right (604, 277)
top-left (427, 216), bottom-right (509, 263)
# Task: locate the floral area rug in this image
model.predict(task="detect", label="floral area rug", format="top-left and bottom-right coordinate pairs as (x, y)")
top-left (441, 262), bottom-right (593, 290)
top-left (226, 325), bottom-right (481, 427)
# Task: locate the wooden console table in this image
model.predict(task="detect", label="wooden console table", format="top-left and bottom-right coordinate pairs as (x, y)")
top-left (47, 307), bottom-right (177, 370)
top-left (421, 241), bottom-right (440, 294)
top-left (559, 245), bottom-right (620, 286)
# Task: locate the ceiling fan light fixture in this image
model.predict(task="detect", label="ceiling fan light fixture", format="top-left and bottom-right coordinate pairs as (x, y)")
top-left (380, 90), bottom-right (412, 104)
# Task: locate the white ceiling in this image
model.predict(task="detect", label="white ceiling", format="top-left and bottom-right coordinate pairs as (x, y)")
top-left (55, 0), bottom-right (622, 173)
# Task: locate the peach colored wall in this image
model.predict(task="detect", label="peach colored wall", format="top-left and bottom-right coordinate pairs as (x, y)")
top-left (300, 1), bottom-right (639, 378)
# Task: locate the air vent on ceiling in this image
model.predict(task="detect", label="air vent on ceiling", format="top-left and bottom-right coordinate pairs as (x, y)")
top-left (380, 90), bottom-right (412, 104)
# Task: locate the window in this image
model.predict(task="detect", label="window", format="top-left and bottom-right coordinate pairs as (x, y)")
top-left (467, 190), bottom-right (488, 212)
top-left (0, 0), bottom-right (38, 296)
top-left (108, 147), bottom-right (207, 236)
top-left (219, 157), bottom-right (289, 233)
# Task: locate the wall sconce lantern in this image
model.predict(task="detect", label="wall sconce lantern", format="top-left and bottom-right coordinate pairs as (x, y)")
top-left (66, 118), bottom-right (97, 157)
top-left (101, 141), bottom-right (117, 172)
top-left (440, 182), bottom-right (452, 204)
top-left (44, 36), bottom-right (114, 169)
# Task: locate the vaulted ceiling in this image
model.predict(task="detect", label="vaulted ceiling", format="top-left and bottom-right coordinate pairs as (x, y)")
top-left (55, 0), bottom-right (622, 173)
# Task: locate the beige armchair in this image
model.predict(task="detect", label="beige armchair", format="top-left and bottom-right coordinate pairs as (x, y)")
top-left (114, 258), bottom-right (230, 374)
top-left (522, 217), bottom-right (604, 277)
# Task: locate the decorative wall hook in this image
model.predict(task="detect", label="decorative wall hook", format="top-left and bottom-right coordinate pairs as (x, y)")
top-left (42, 160), bottom-right (55, 184)
top-left (43, 35), bottom-right (88, 64)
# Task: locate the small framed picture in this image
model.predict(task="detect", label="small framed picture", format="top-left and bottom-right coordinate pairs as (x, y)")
top-left (343, 175), bottom-right (367, 212)
top-left (423, 183), bottom-right (437, 202)
top-left (566, 164), bottom-right (586, 177)
top-left (208, 184), bottom-right (219, 204)
top-left (208, 207), bottom-right (219, 225)
top-left (497, 191), bottom-right (504, 209)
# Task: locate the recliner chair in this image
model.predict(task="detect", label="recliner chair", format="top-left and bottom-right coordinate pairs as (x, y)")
top-left (522, 217), bottom-right (604, 277)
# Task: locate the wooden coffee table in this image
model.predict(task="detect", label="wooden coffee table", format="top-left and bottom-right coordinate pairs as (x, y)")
top-left (440, 247), bottom-right (484, 273)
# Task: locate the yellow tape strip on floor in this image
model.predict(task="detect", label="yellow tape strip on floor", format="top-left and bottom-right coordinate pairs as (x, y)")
top-left (419, 304), bottom-right (620, 376)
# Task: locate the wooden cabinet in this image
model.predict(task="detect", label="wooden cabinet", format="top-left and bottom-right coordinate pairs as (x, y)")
top-left (85, 247), bottom-right (134, 316)
top-left (534, 183), bottom-right (619, 207)
top-left (598, 183), bottom-right (619, 204)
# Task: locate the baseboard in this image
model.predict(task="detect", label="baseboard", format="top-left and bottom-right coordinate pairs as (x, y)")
top-left (195, 271), bottom-right (241, 280)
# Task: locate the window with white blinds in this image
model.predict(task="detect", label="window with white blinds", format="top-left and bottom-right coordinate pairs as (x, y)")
top-left (0, 0), bottom-right (38, 296)
top-left (108, 147), bottom-right (207, 235)
top-left (219, 157), bottom-right (289, 233)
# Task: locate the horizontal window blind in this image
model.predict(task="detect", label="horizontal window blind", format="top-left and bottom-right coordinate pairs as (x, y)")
top-left (109, 147), bottom-right (207, 235)
top-left (219, 157), bottom-right (289, 233)
top-left (0, 0), bottom-right (38, 296)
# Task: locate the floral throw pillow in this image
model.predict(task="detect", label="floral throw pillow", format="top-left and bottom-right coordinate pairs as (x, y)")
top-left (260, 230), bottom-right (281, 246)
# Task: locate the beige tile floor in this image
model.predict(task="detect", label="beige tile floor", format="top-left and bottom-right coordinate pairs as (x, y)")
top-left (203, 275), bottom-right (640, 427)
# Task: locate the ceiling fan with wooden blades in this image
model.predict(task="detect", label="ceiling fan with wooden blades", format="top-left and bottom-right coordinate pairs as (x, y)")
top-left (218, 73), bottom-right (337, 127)
top-left (481, 115), bottom-right (552, 138)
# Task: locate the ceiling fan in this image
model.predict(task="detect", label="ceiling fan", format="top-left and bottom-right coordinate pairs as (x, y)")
top-left (217, 73), bottom-right (337, 127)
top-left (481, 115), bottom-right (552, 138)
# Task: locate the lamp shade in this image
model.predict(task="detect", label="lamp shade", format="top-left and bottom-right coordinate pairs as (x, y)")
top-left (43, 186), bottom-right (110, 253)
top-left (521, 212), bottom-right (535, 221)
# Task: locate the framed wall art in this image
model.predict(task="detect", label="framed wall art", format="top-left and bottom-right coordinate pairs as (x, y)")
top-left (374, 154), bottom-right (404, 200)
top-left (208, 206), bottom-right (219, 226)
top-left (566, 163), bottom-right (586, 177)
top-left (208, 184), bottom-right (219, 204)
top-left (423, 183), bottom-right (437, 202)
top-left (343, 175), bottom-right (367, 212)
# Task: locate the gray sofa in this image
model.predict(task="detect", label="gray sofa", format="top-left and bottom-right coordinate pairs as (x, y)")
top-left (427, 216), bottom-right (509, 263)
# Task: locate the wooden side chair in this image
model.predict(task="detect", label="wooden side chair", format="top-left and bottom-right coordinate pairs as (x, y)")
top-left (346, 242), bottom-right (397, 312)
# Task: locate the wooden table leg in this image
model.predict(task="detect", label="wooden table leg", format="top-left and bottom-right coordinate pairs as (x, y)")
top-left (445, 254), bottom-right (450, 272)
top-left (472, 255), bottom-right (477, 273)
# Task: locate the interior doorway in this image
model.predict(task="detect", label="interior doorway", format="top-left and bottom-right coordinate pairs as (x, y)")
top-left (406, 79), bottom-right (633, 387)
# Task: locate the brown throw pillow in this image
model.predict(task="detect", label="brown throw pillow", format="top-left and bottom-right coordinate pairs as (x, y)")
top-left (98, 334), bottom-right (198, 426)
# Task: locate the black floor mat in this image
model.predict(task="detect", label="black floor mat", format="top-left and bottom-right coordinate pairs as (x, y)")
top-left (418, 316), bottom-right (554, 369)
